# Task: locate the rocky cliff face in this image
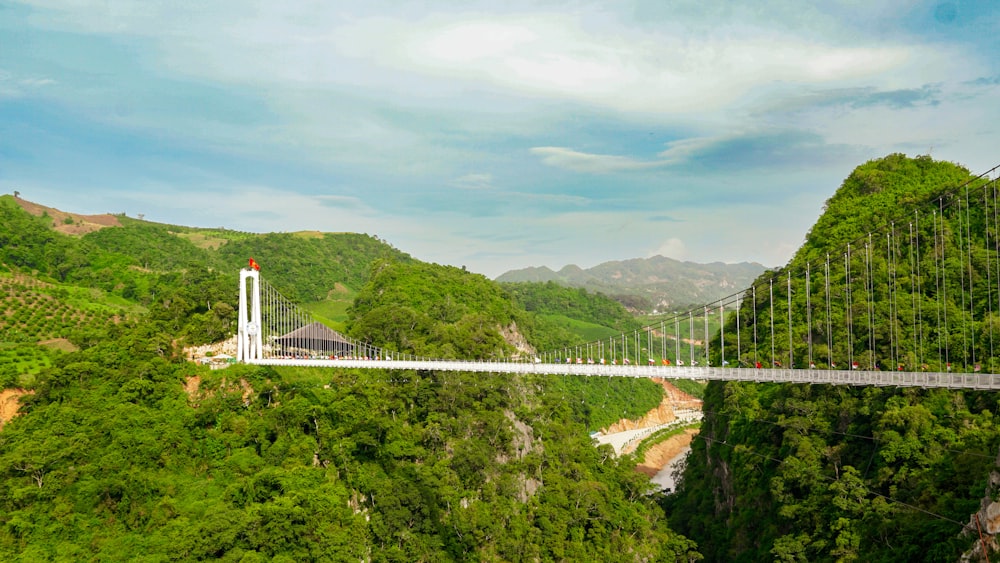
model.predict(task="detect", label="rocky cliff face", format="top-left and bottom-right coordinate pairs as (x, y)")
top-left (961, 450), bottom-right (1000, 561)
top-left (601, 379), bottom-right (701, 433)
top-left (635, 429), bottom-right (700, 477)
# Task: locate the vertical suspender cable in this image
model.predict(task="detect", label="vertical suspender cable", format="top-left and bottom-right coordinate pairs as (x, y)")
top-left (635, 330), bottom-right (640, 366)
top-left (647, 328), bottom-right (652, 364)
top-left (866, 236), bottom-right (875, 368)
top-left (958, 195), bottom-right (970, 368)
top-left (736, 292), bottom-right (742, 366)
top-left (994, 180), bottom-right (1000, 368)
top-left (787, 271), bottom-right (793, 368)
top-left (846, 247), bottom-right (854, 370)
top-left (941, 200), bottom-right (950, 369)
top-left (806, 263), bottom-right (813, 368)
top-left (826, 255), bottom-right (832, 368)
top-left (915, 212), bottom-right (924, 369)
top-left (753, 285), bottom-right (758, 368)
top-left (895, 225), bottom-right (902, 369)
top-left (965, 189), bottom-right (976, 368)
top-left (934, 209), bottom-right (944, 368)
top-left (985, 184), bottom-right (995, 368)
top-left (704, 306), bottom-right (710, 366)
top-left (885, 230), bottom-right (898, 369)
top-left (720, 302), bottom-right (726, 367)
top-left (263, 278), bottom-right (268, 359)
top-left (675, 317), bottom-right (681, 365)
top-left (689, 311), bottom-right (695, 366)
top-left (661, 321), bottom-right (666, 363)
top-left (770, 278), bottom-right (776, 367)
top-left (910, 222), bottom-right (918, 370)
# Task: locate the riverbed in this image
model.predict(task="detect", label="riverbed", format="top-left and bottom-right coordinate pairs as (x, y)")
top-left (650, 446), bottom-right (690, 492)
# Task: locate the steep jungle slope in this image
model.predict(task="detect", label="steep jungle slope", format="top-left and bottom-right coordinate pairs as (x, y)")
top-left (0, 208), bottom-right (699, 560)
top-left (0, 320), bottom-right (700, 560)
top-left (348, 260), bottom-right (597, 360)
top-left (501, 280), bottom-right (642, 340)
top-left (666, 154), bottom-right (999, 562)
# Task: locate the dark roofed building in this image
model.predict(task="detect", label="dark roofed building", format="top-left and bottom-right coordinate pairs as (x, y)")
top-left (272, 322), bottom-right (354, 355)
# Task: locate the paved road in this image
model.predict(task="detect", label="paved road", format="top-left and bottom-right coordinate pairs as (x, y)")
top-left (593, 410), bottom-right (702, 455)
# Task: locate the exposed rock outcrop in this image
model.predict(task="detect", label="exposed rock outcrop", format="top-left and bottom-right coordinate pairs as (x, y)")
top-left (0, 389), bottom-right (33, 429)
top-left (635, 428), bottom-right (699, 477)
top-left (184, 335), bottom-right (238, 361)
top-left (499, 322), bottom-right (536, 357)
top-left (960, 449), bottom-right (1000, 561)
top-left (601, 378), bottom-right (701, 433)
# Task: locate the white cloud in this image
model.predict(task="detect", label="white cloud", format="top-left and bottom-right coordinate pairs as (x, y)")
top-left (0, 68), bottom-right (56, 98)
top-left (332, 13), bottom-right (932, 115)
top-left (8, 0), bottom-right (999, 281)
top-left (650, 238), bottom-right (687, 261)
top-left (503, 191), bottom-right (590, 206)
top-left (422, 21), bottom-right (537, 63)
top-left (530, 147), bottom-right (665, 174)
top-left (22, 2), bottom-right (954, 116)
top-left (453, 173), bottom-right (494, 190)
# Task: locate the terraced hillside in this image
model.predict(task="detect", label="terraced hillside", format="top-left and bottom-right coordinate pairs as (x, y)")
top-left (0, 273), bottom-right (136, 386)
top-left (0, 274), bottom-right (127, 342)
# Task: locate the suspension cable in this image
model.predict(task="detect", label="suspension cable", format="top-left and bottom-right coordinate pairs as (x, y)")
top-left (806, 263), bottom-right (812, 368)
top-left (826, 255), bottom-right (833, 368)
top-left (915, 212), bottom-right (924, 369)
top-left (688, 311), bottom-right (695, 366)
top-left (753, 285), bottom-right (758, 368)
top-left (965, 188), bottom-right (977, 368)
top-left (787, 270), bottom-right (793, 368)
top-left (885, 229), bottom-right (899, 369)
top-left (865, 236), bottom-right (874, 368)
top-left (986, 184), bottom-right (996, 367)
top-left (770, 278), bottom-right (776, 367)
top-left (958, 195), bottom-right (970, 368)
top-left (846, 246), bottom-right (854, 369)
top-left (736, 292), bottom-right (742, 366)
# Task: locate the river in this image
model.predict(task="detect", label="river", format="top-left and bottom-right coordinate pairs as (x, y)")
top-left (650, 446), bottom-right (690, 492)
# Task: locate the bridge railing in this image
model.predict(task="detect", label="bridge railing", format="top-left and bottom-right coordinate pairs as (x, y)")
top-left (244, 356), bottom-right (1000, 390)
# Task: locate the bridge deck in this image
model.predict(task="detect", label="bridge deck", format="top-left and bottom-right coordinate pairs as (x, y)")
top-left (246, 359), bottom-right (1000, 390)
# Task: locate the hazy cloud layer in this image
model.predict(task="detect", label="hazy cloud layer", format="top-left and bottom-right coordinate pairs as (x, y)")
top-left (2, 0), bottom-right (998, 276)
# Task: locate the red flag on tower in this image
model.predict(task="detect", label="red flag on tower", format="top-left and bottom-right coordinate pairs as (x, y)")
top-left (248, 257), bottom-right (261, 271)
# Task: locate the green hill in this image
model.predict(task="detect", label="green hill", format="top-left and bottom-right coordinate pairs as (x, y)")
top-left (0, 193), bottom-right (687, 560)
top-left (0, 194), bottom-right (413, 357)
top-left (497, 255), bottom-right (766, 312)
top-left (666, 154), bottom-right (998, 561)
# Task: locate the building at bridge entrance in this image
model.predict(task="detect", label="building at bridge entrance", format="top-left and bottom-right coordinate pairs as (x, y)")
top-left (272, 322), bottom-right (354, 358)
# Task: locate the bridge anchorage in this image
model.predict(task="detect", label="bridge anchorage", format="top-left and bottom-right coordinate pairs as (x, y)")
top-left (234, 163), bottom-right (1000, 390)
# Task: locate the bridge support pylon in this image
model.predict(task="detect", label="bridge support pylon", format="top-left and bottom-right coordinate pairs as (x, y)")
top-left (237, 268), bottom-right (263, 362)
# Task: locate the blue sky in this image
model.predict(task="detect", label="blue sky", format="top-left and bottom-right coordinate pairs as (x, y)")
top-left (2, 1), bottom-right (998, 278)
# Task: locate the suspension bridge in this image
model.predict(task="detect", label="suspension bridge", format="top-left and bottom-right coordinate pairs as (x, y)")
top-left (236, 164), bottom-right (1000, 390)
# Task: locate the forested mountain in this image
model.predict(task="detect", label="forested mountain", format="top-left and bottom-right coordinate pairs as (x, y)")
top-left (7, 154), bottom-right (997, 561)
top-left (666, 154), bottom-right (1000, 561)
top-left (497, 255), bottom-right (766, 312)
top-left (0, 194), bottom-right (697, 560)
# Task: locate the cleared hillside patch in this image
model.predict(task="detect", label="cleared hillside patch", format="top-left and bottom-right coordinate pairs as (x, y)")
top-left (538, 313), bottom-right (620, 342)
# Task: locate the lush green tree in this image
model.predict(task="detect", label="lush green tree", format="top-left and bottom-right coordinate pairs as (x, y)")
top-left (669, 155), bottom-right (999, 562)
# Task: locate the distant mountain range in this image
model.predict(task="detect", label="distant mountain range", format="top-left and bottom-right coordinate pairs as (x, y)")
top-left (496, 256), bottom-right (768, 312)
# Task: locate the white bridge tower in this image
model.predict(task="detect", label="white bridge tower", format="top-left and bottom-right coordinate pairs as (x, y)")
top-left (237, 268), bottom-right (263, 362)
